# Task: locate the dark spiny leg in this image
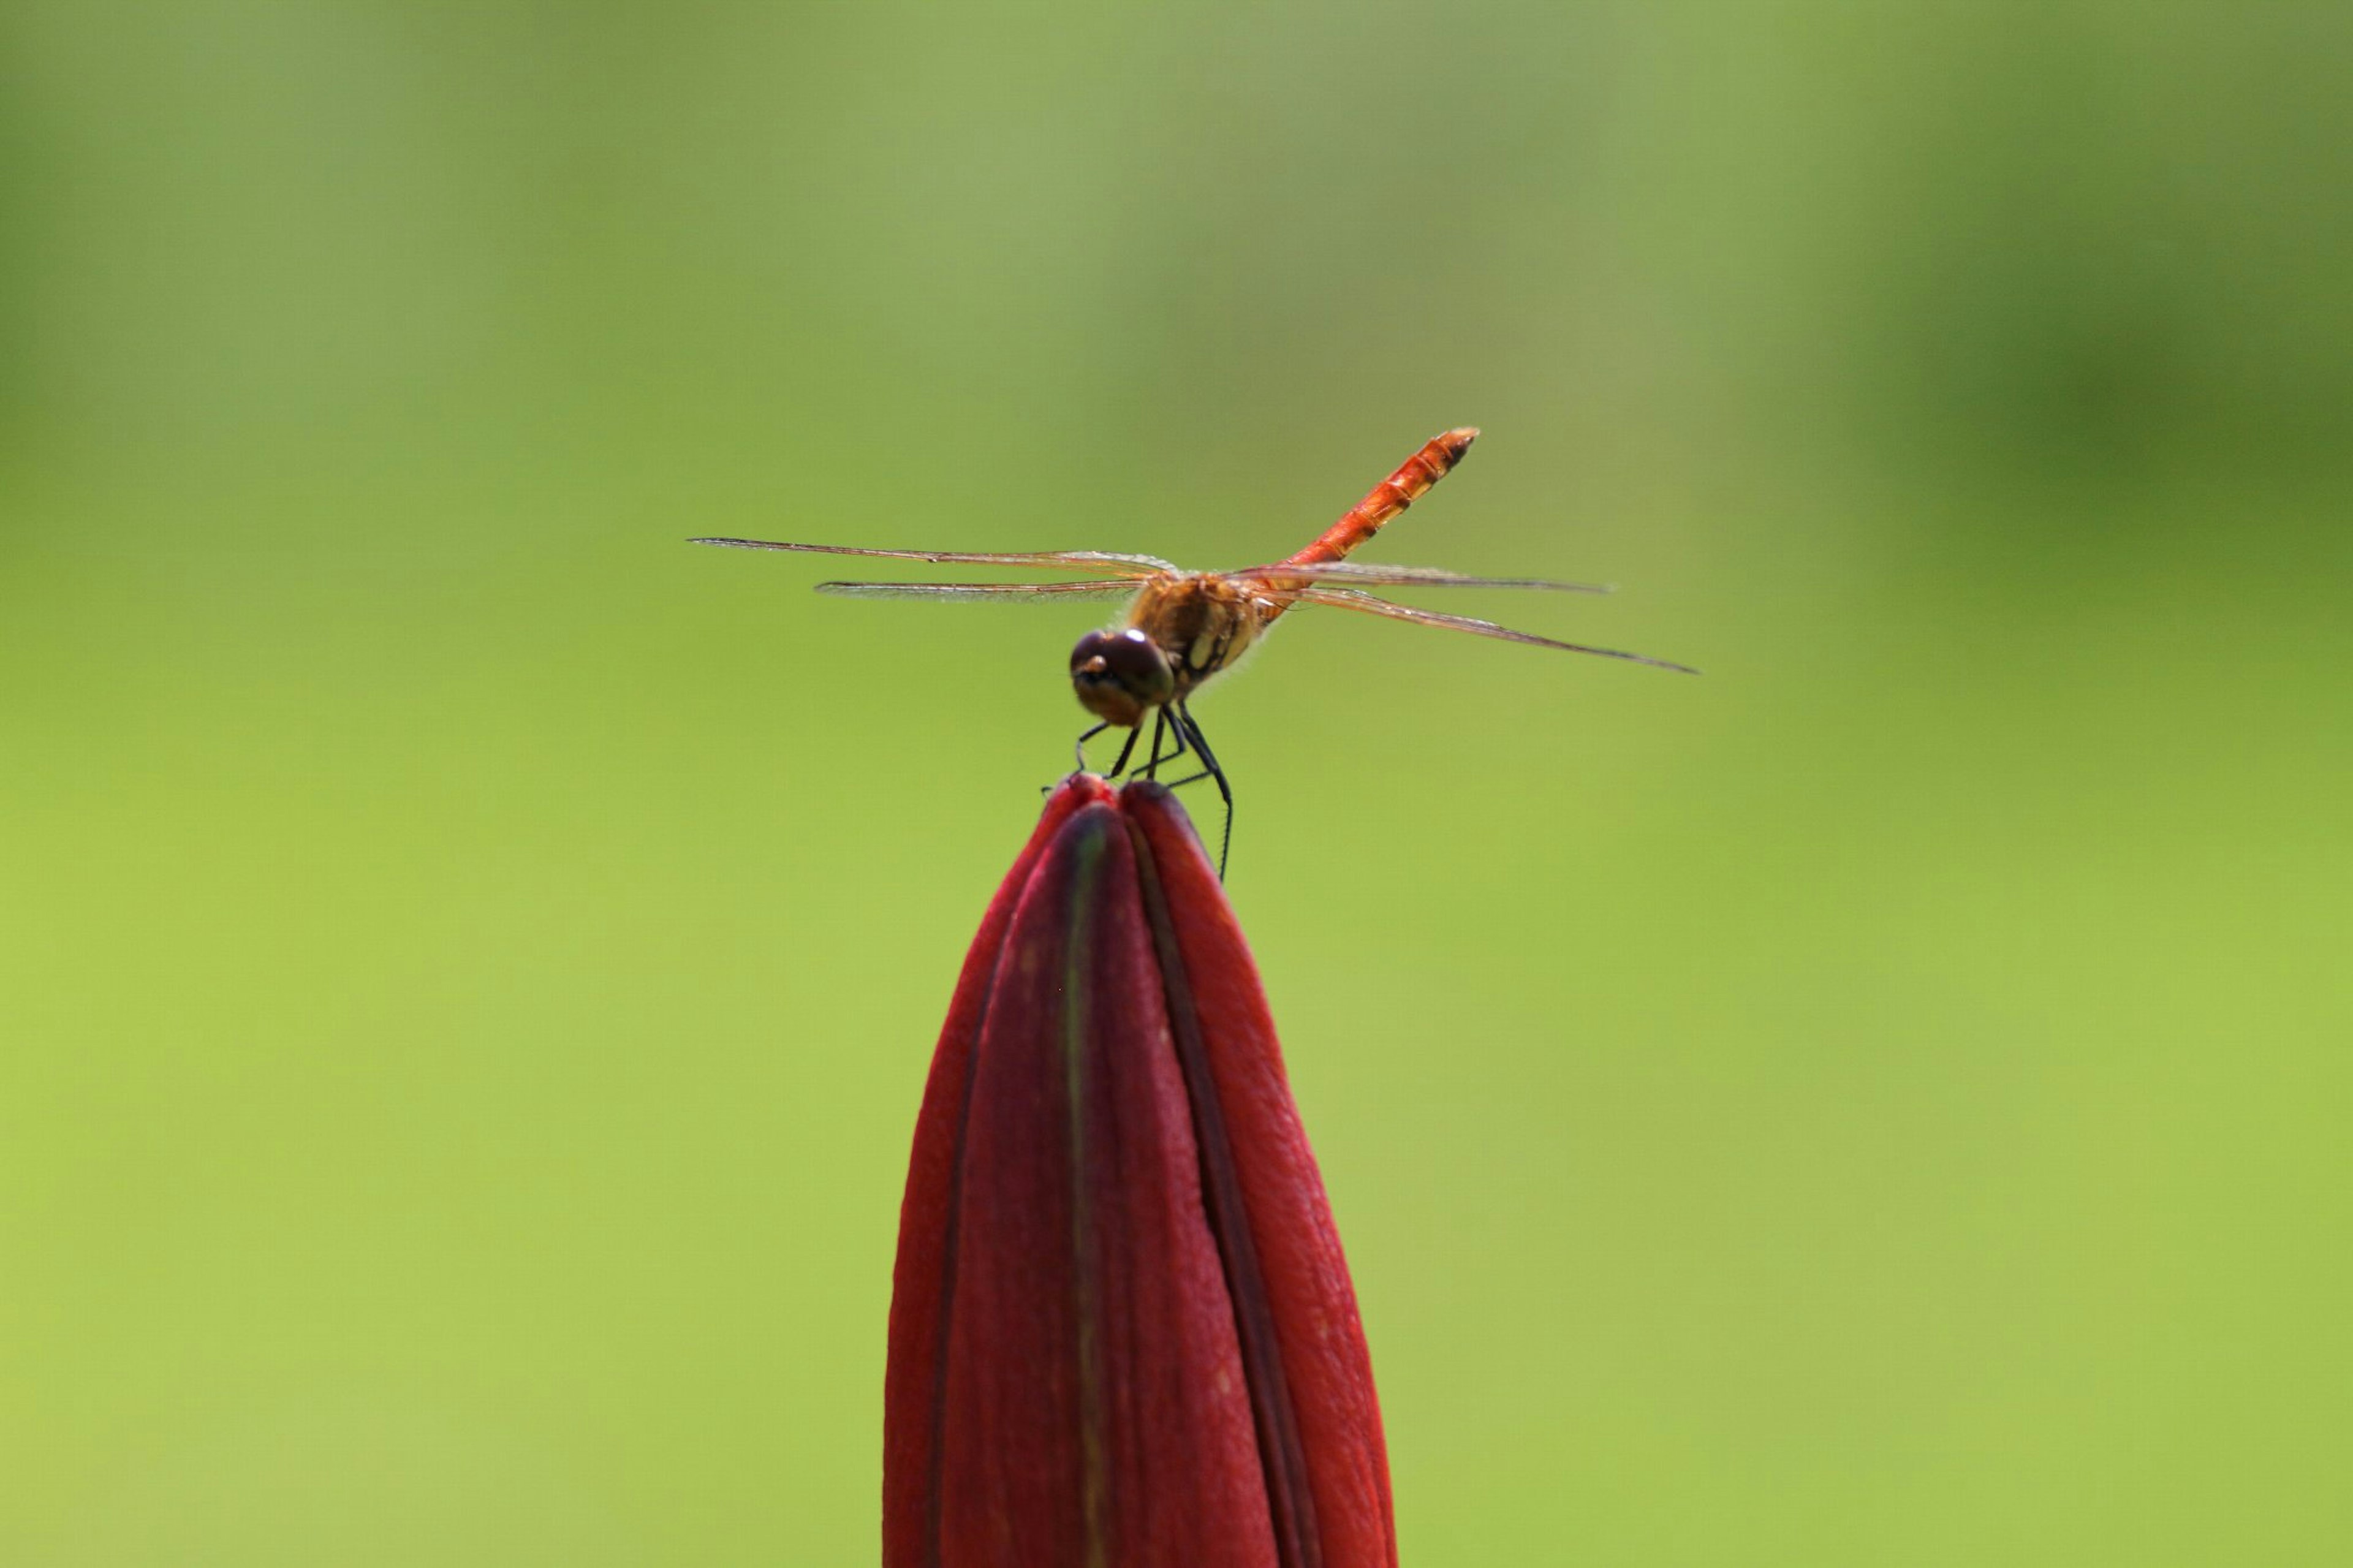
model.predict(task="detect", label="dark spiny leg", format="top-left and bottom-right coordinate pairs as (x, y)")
top-left (1072, 721), bottom-right (1110, 773)
top-left (1161, 711), bottom-right (1207, 786)
top-left (1103, 723), bottom-right (1142, 779)
top-left (1142, 708), bottom-right (1169, 779)
top-left (1156, 713), bottom-right (1189, 773)
top-left (1176, 704), bottom-right (1233, 880)
top-left (1162, 728), bottom-right (1210, 787)
top-left (1143, 707), bottom-right (1191, 778)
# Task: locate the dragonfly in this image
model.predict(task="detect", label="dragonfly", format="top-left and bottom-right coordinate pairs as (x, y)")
top-left (693, 427), bottom-right (1694, 876)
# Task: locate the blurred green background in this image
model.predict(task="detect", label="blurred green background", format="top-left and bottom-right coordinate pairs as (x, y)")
top-left (4, 2), bottom-right (2348, 1562)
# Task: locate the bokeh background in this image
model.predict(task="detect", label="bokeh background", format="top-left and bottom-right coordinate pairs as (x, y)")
top-left (6, 3), bottom-right (2349, 1562)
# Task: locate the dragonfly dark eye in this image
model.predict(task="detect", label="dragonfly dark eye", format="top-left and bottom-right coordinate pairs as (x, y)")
top-left (1069, 628), bottom-right (1174, 726)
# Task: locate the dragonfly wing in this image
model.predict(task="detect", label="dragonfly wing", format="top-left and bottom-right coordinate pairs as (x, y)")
top-left (691, 539), bottom-right (1175, 575)
top-left (1229, 561), bottom-right (1612, 593)
top-left (1298, 587), bottom-right (1698, 673)
top-left (814, 579), bottom-right (1142, 601)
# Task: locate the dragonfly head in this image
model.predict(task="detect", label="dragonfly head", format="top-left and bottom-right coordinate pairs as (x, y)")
top-left (1070, 627), bottom-right (1174, 727)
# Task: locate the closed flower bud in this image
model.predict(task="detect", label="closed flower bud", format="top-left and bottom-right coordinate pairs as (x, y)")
top-left (883, 776), bottom-right (1394, 1568)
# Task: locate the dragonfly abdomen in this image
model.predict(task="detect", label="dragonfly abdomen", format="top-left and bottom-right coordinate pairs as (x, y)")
top-left (1284, 426), bottom-right (1478, 568)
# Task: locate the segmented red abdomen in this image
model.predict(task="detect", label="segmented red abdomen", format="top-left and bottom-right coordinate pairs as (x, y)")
top-left (1283, 428), bottom-right (1478, 568)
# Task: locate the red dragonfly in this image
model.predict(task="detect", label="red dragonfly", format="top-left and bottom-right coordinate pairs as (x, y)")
top-left (694, 428), bottom-right (1694, 873)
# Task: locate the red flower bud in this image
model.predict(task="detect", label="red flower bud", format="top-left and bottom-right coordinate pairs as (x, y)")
top-left (883, 776), bottom-right (1395, 1568)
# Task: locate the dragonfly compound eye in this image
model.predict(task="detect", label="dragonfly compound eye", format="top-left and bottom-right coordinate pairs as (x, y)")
top-left (1069, 628), bottom-right (1175, 726)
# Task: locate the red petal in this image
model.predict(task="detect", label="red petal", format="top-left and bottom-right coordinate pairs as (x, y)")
top-left (1125, 785), bottom-right (1397, 1568)
top-left (883, 775), bottom-right (1114, 1568)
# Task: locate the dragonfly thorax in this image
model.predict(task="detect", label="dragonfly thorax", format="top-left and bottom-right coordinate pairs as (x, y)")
top-left (1070, 627), bottom-right (1175, 727)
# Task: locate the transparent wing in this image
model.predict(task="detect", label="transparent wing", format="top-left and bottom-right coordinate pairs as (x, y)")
top-left (691, 538), bottom-right (1175, 575)
top-left (1299, 587), bottom-right (1699, 673)
top-left (814, 579), bottom-right (1142, 602)
top-left (1228, 560), bottom-right (1612, 594)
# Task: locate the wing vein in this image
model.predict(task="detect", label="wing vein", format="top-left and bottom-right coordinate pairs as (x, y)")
top-left (1298, 588), bottom-right (1698, 673)
top-left (690, 538), bottom-right (1173, 575)
top-left (814, 580), bottom-right (1141, 602)
top-left (1230, 561), bottom-right (1612, 593)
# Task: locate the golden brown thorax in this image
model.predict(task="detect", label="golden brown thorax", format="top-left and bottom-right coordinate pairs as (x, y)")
top-left (1125, 573), bottom-right (1275, 699)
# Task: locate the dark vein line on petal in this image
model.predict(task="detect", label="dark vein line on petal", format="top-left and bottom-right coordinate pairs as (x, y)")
top-left (1126, 816), bottom-right (1324, 1568)
top-left (1064, 824), bottom-right (1112, 1568)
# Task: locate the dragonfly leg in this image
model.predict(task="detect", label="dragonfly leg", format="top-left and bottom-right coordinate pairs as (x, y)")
top-left (1175, 704), bottom-right (1233, 880)
top-left (1072, 721), bottom-right (1110, 773)
top-left (1152, 710), bottom-right (1190, 776)
top-left (1140, 708), bottom-right (1169, 779)
top-left (1140, 706), bottom-right (1196, 782)
top-left (1160, 711), bottom-right (1214, 792)
top-left (1101, 723), bottom-right (1145, 780)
